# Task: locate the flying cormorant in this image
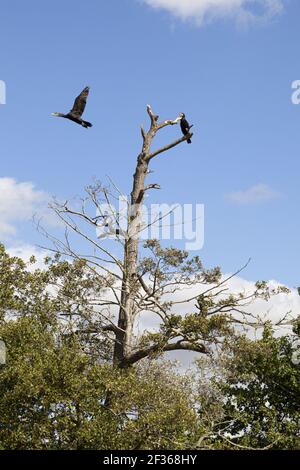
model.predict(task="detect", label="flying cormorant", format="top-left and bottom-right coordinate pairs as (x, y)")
top-left (179, 113), bottom-right (192, 144)
top-left (52, 86), bottom-right (92, 128)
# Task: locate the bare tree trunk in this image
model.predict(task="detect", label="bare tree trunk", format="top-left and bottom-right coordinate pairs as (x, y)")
top-left (113, 106), bottom-right (193, 367)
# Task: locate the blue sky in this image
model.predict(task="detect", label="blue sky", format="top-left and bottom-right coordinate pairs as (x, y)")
top-left (1, 0), bottom-right (300, 286)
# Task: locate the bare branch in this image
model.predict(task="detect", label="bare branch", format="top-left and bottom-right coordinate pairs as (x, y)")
top-left (146, 132), bottom-right (193, 161)
top-left (157, 116), bottom-right (182, 130)
top-left (140, 126), bottom-right (146, 142)
top-left (146, 104), bottom-right (159, 125)
top-left (144, 183), bottom-right (161, 191)
top-left (123, 340), bottom-right (208, 367)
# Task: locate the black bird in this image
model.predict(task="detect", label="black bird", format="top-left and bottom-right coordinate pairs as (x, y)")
top-left (52, 86), bottom-right (92, 128)
top-left (179, 112), bottom-right (192, 144)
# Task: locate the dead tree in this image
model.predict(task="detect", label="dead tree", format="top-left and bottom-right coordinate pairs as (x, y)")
top-left (44, 106), bottom-right (290, 371)
top-left (113, 105), bottom-right (193, 367)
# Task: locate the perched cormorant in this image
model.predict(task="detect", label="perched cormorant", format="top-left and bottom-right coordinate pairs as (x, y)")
top-left (179, 112), bottom-right (192, 144)
top-left (52, 86), bottom-right (92, 128)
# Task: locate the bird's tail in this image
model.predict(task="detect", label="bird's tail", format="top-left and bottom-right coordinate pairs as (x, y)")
top-left (82, 120), bottom-right (93, 128)
top-left (187, 138), bottom-right (192, 144)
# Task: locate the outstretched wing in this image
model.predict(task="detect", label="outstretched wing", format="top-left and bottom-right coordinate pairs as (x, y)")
top-left (70, 86), bottom-right (90, 118)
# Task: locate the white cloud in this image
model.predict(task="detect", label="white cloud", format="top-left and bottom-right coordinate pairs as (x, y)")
top-left (222, 275), bottom-right (300, 333)
top-left (0, 177), bottom-right (53, 239)
top-left (141, 0), bottom-right (284, 26)
top-left (7, 244), bottom-right (48, 271)
top-left (226, 183), bottom-right (281, 205)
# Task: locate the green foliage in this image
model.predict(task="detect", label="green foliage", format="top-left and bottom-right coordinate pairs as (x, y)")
top-left (0, 245), bottom-right (197, 449)
top-left (140, 240), bottom-right (221, 285)
top-left (210, 329), bottom-right (300, 450)
top-left (0, 317), bottom-right (197, 449)
top-left (1, 243), bottom-right (299, 450)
